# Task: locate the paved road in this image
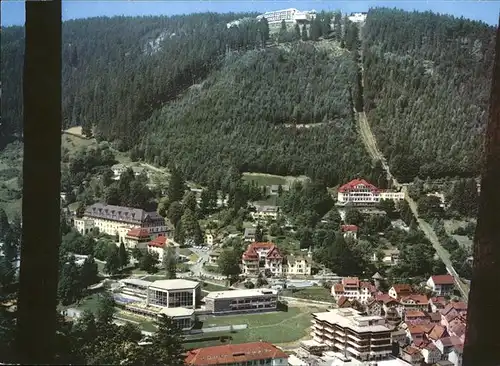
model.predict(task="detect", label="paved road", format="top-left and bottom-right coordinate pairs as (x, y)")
top-left (355, 24), bottom-right (469, 301)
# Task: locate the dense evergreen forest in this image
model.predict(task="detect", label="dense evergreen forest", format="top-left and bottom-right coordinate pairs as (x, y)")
top-left (363, 8), bottom-right (496, 181)
top-left (2, 8), bottom-right (497, 185)
top-left (1, 11), bottom-right (371, 186)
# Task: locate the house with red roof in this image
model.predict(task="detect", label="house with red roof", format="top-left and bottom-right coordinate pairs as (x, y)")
top-left (184, 341), bottom-right (288, 366)
top-left (337, 179), bottom-right (405, 206)
top-left (331, 277), bottom-right (377, 304)
top-left (146, 235), bottom-right (176, 262)
top-left (426, 274), bottom-right (456, 296)
top-left (242, 242), bottom-right (284, 277)
top-left (341, 224), bottom-right (358, 240)
top-left (401, 346), bottom-right (424, 365)
top-left (123, 228), bottom-right (151, 249)
top-left (389, 284), bottom-right (413, 300)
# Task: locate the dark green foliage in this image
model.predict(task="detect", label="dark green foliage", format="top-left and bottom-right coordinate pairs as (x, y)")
top-left (103, 244), bottom-right (121, 275)
top-left (163, 246), bottom-right (177, 279)
top-left (217, 249), bottom-right (241, 279)
top-left (80, 255), bottom-right (99, 288)
top-left (254, 223), bottom-right (264, 242)
top-left (417, 195), bottom-right (445, 219)
top-left (282, 180), bottom-right (334, 228)
top-left (344, 208), bottom-right (365, 226)
top-left (138, 251), bottom-right (160, 273)
top-left (118, 242), bottom-right (129, 269)
top-left (58, 255), bottom-right (83, 306)
top-left (363, 8), bottom-right (496, 180)
top-left (447, 178), bottom-right (479, 217)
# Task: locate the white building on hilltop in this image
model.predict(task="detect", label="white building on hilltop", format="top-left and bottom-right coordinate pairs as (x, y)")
top-left (337, 179), bottom-right (405, 206)
top-left (348, 12), bottom-right (368, 23)
top-left (256, 8), bottom-right (316, 25)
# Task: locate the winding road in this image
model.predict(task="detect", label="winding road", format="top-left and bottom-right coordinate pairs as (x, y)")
top-left (354, 24), bottom-right (469, 301)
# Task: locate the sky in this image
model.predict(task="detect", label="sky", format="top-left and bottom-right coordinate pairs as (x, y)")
top-left (1, 0), bottom-right (499, 27)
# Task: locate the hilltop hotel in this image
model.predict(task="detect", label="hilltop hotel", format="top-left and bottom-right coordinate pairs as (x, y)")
top-left (337, 179), bottom-right (405, 206)
top-left (227, 8), bottom-right (316, 28)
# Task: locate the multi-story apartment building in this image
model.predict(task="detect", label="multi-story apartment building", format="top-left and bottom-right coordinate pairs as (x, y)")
top-left (256, 8), bottom-right (316, 25)
top-left (203, 289), bottom-right (278, 314)
top-left (283, 254), bottom-right (312, 276)
top-left (242, 242), bottom-right (284, 276)
top-left (241, 242), bottom-right (313, 277)
top-left (74, 203), bottom-right (166, 240)
top-left (337, 179), bottom-right (405, 205)
top-left (311, 308), bottom-right (393, 362)
top-left (185, 342), bottom-right (288, 366)
top-left (331, 277), bottom-right (377, 304)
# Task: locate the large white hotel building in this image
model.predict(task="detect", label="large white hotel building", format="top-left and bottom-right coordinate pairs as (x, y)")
top-left (337, 179), bottom-right (405, 206)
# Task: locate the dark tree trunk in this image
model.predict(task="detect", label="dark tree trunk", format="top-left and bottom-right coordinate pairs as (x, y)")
top-left (16, 1), bottom-right (62, 363)
top-left (463, 15), bottom-right (500, 366)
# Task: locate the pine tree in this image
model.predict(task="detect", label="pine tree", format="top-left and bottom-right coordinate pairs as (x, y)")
top-left (80, 255), bottom-right (99, 288)
top-left (163, 246), bottom-right (177, 279)
top-left (301, 24), bottom-right (308, 41)
top-left (104, 244), bottom-right (121, 275)
top-left (294, 23), bottom-right (301, 40)
top-left (118, 241), bottom-right (129, 269)
top-left (255, 223), bottom-right (264, 242)
top-left (167, 166), bottom-right (186, 205)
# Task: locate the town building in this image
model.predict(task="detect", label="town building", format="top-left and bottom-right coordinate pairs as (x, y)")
top-left (348, 12), bottom-right (368, 23)
top-left (283, 253), bottom-right (312, 276)
top-left (146, 279), bottom-right (201, 309)
top-left (256, 8), bottom-right (316, 25)
top-left (203, 289), bottom-right (279, 314)
top-left (372, 248), bottom-right (400, 266)
top-left (208, 249), bottom-right (221, 266)
top-left (311, 308), bottom-right (393, 362)
top-left (242, 242), bottom-right (283, 276)
top-left (74, 203), bottom-right (166, 240)
top-left (146, 235), bottom-right (177, 262)
top-left (250, 205), bottom-right (280, 221)
top-left (205, 231), bottom-right (214, 246)
top-left (115, 278), bottom-right (197, 331)
top-left (341, 225), bottom-right (358, 240)
top-left (123, 228), bottom-right (151, 249)
top-left (111, 163), bottom-right (148, 180)
top-left (331, 277), bottom-right (377, 304)
top-left (337, 179), bottom-right (405, 206)
top-left (426, 274), bottom-right (455, 296)
top-left (185, 342), bottom-right (288, 366)
top-left (244, 227), bottom-right (256, 242)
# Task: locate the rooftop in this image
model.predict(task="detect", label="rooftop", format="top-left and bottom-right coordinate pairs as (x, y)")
top-left (430, 274), bottom-right (455, 285)
top-left (204, 288), bottom-right (278, 300)
top-left (149, 279), bottom-right (200, 291)
top-left (121, 278), bottom-right (152, 288)
top-left (185, 341), bottom-right (287, 366)
top-left (313, 308), bottom-right (391, 333)
top-left (159, 307), bottom-right (195, 318)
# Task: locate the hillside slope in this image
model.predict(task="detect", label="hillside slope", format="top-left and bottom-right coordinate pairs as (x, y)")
top-left (363, 8), bottom-right (496, 182)
top-left (139, 42), bottom-right (371, 185)
top-left (2, 12), bottom-right (374, 186)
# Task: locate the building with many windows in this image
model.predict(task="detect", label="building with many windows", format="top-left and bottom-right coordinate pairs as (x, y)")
top-left (337, 179), bottom-right (405, 206)
top-left (242, 242), bottom-right (284, 276)
top-left (146, 279), bottom-right (201, 309)
top-left (331, 277), bottom-right (377, 304)
top-left (203, 289), bottom-right (279, 314)
top-left (256, 8), bottom-right (316, 25)
top-left (311, 308), bottom-right (393, 362)
top-left (74, 203), bottom-right (166, 240)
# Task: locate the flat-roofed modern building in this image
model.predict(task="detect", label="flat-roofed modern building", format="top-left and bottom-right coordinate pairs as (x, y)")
top-left (204, 289), bottom-right (279, 314)
top-left (123, 302), bottom-right (195, 331)
top-left (120, 278), bottom-right (151, 298)
top-left (311, 308), bottom-right (393, 362)
top-left (147, 279), bottom-right (201, 309)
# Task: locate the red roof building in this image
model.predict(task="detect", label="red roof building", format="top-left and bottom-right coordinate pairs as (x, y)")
top-left (185, 342), bottom-right (288, 366)
top-left (242, 242), bottom-right (283, 277)
top-left (341, 225), bottom-right (359, 232)
top-left (426, 274), bottom-right (456, 296)
top-left (148, 235), bottom-right (168, 248)
top-left (389, 284), bottom-right (413, 299)
top-left (123, 228), bottom-right (151, 249)
top-left (331, 277), bottom-right (377, 304)
top-left (338, 179), bottom-right (379, 193)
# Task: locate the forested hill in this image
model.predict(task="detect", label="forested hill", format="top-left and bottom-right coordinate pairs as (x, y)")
top-left (363, 8), bottom-right (496, 181)
top-left (2, 11), bottom-right (376, 186)
top-left (3, 9), bottom-right (495, 186)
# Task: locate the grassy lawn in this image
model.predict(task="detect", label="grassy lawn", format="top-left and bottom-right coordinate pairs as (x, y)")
top-left (60, 293), bottom-right (103, 313)
top-left (184, 306), bottom-right (318, 349)
top-left (203, 265), bottom-right (221, 274)
top-left (116, 310), bottom-right (158, 332)
top-left (281, 286), bottom-right (333, 302)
